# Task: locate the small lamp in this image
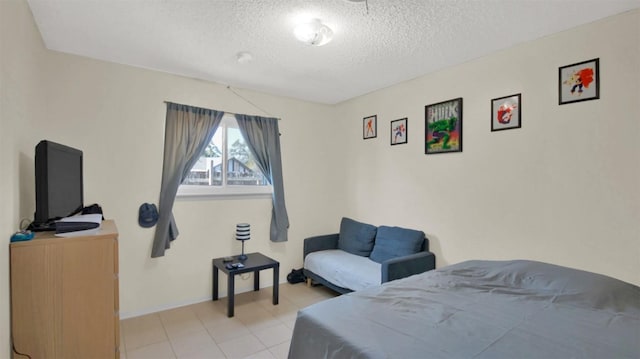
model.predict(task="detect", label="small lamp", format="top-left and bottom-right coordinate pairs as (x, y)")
top-left (236, 223), bottom-right (250, 261)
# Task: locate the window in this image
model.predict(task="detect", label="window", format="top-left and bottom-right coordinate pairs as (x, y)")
top-left (177, 115), bottom-right (271, 197)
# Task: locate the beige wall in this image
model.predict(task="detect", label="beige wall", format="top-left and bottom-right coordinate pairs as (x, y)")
top-left (1, 0), bottom-right (639, 355)
top-left (0, 0), bottom-right (345, 332)
top-left (1, 0), bottom-right (51, 356)
top-left (338, 10), bottom-right (640, 285)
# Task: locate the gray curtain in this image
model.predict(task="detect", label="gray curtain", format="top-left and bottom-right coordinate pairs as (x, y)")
top-left (151, 102), bottom-right (224, 257)
top-left (235, 114), bottom-right (289, 242)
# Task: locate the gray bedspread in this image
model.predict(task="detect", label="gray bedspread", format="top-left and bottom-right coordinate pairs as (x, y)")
top-left (288, 260), bottom-right (640, 358)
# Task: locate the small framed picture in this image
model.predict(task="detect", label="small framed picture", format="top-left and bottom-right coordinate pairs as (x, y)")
top-left (390, 118), bottom-right (408, 145)
top-left (559, 58), bottom-right (599, 105)
top-left (491, 94), bottom-right (521, 131)
top-left (363, 115), bottom-right (377, 139)
top-left (425, 98), bottom-right (462, 155)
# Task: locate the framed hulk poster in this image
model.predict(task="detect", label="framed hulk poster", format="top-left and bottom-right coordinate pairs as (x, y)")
top-left (425, 98), bottom-right (462, 155)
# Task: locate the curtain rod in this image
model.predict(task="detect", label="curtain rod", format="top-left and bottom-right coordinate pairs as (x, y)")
top-left (163, 99), bottom-right (279, 120)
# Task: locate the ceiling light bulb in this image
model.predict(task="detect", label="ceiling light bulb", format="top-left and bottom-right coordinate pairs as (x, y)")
top-left (294, 22), bottom-right (319, 43)
top-left (294, 19), bottom-right (333, 46)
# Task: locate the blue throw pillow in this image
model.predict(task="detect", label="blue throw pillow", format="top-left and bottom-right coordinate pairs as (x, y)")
top-left (369, 226), bottom-right (424, 263)
top-left (338, 217), bottom-right (377, 257)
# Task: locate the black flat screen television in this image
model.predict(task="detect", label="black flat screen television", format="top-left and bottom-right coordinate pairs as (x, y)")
top-left (31, 140), bottom-right (84, 231)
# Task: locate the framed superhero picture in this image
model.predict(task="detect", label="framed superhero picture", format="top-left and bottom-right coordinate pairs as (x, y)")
top-left (559, 58), bottom-right (599, 105)
top-left (491, 93), bottom-right (521, 132)
top-left (363, 115), bottom-right (377, 139)
top-left (390, 118), bottom-right (407, 145)
top-left (425, 98), bottom-right (462, 155)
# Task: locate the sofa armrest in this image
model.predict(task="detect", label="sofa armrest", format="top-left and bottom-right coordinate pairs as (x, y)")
top-left (381, 251), bottom-right (436, 283)
top-left (303, 234), bottom-right (339, 259)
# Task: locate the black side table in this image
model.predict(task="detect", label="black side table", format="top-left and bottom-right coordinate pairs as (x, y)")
top-left (212, 252), bottom-right (279, 317)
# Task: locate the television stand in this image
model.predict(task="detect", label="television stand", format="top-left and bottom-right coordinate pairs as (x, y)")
top-left (10, 220), bottom-right (120, 358)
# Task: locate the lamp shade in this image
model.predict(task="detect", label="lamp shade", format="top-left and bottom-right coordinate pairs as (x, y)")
top-left (236, 223), bottom-right (250, 241)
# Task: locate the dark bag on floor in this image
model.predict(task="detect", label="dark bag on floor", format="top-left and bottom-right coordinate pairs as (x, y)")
top-left (287, 268), bottom-right (306, 284)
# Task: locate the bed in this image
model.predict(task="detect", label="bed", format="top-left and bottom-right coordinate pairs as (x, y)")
top-left (288, 260), bottom-right (640, 358)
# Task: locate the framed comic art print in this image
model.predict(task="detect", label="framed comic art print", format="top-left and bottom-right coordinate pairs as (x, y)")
top-left (559, 58), bottom-right (599, 105)
top-left (491, 93), bottom-right (521, 131)
top-left (363, 115), bottom-right (377, 139)
top-left (425, 98), bottom-right (462, 155)
top-left (390, 118), bottom-right (407, 145)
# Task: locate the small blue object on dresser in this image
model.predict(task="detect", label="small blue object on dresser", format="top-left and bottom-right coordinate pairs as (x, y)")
top-left (11, 230), bottom-right (34, 242)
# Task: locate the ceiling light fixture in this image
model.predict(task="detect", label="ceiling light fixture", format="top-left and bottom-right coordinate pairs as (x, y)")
top-left (294, 19), bottom-right (333, 46)
top-left (236, 51), bottom-right (253, 64)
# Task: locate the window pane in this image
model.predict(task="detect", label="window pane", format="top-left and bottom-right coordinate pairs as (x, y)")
top-left (226, 127), bottom-right (268, 186)
top-left (183, 130), bottom-right (222, 186)
top-left (179, 115), bottom-right (271, 197)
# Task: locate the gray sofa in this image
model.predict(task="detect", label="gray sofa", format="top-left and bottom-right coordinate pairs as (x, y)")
top-left (303, 217), bottom-right (436, 294)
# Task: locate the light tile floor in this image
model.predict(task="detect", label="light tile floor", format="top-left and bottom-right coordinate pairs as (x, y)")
top-left (120, 283), bottom-right (338, 359)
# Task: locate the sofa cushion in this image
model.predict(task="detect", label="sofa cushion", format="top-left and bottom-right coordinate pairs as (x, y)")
top-left (369, 226), bottom-right (424, 264)
top-left (304, 249), bottom-right (381, 291)
top-left (338, 217), bottom-right (377, 257)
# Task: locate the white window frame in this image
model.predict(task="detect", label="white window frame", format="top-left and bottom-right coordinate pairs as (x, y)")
top-left (177, 115), bottom-right (273, 198)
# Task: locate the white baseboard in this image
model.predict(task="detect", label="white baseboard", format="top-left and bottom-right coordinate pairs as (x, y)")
top-left (119, 279), bottom-right (286, 320)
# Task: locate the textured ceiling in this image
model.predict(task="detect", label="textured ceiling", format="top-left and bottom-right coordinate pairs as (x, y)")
top-left (27, 0), bottom-right (640, 104)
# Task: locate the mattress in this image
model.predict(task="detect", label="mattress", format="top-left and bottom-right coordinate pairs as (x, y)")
top-left (288, 260), bottom-right (640, 359)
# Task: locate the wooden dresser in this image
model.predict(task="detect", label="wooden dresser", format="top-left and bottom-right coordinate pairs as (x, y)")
top-left (10, 220), bottom-right (119, 359)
